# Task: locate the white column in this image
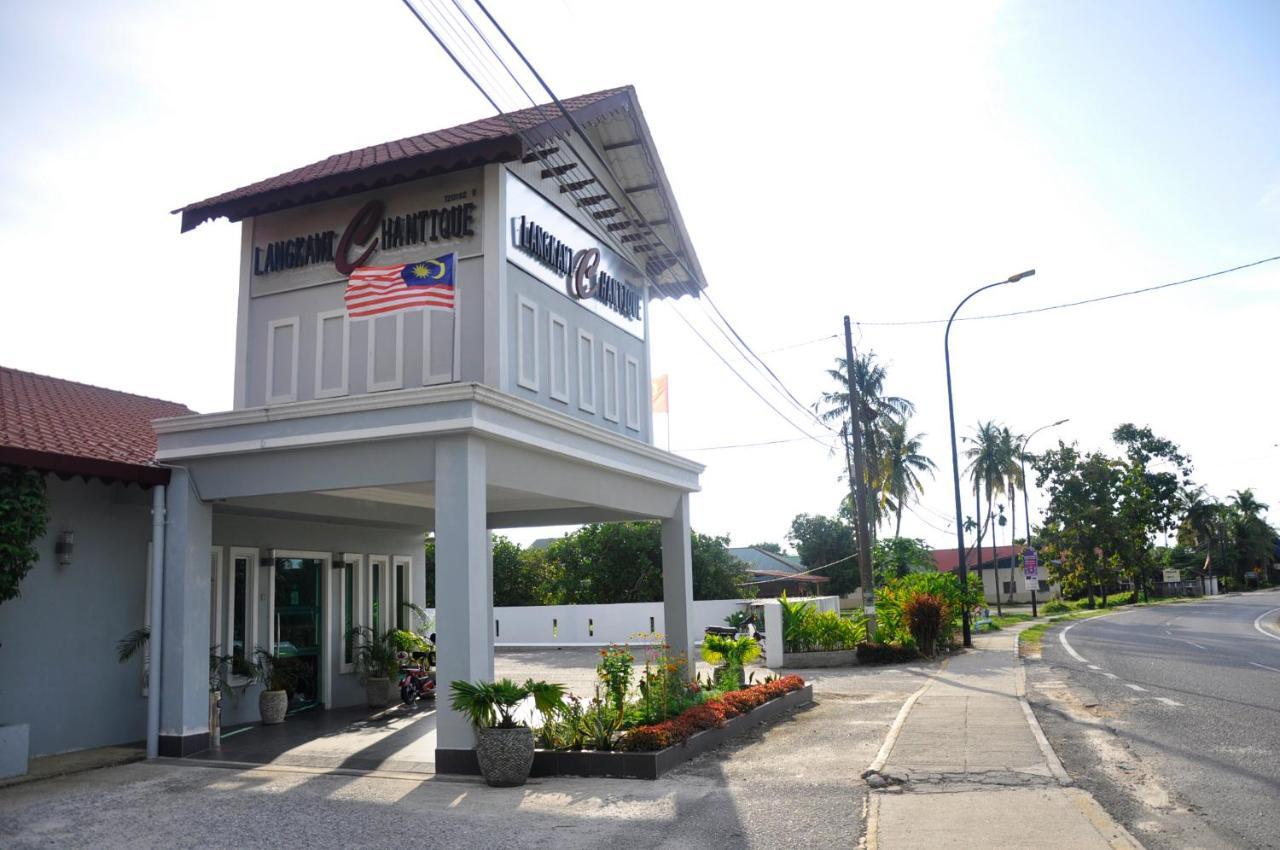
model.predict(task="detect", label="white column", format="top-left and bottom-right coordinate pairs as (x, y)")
top-left (434, 436), bottom-right (493, 753)
top-left (661, 493), bottom-right (696, 680)
top-left (159, 468), bottom-right (213, 756)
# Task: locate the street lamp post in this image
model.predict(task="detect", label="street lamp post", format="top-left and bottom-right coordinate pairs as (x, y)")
top-left (945, 269), bottom-right (1035, 647)
top-left (1018, 418), bottom-right (1068, 618)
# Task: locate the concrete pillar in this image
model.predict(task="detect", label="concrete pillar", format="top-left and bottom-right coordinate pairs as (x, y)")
top-left (433, 436), bottom-right (493, 770)
top-left (661, 493), bottom-right (696, 681)
top-left (158, 468), bottom-right (213, 757)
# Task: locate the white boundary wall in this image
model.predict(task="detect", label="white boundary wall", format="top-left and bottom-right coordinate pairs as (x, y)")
top-left (421, 596), bottom-right (840, 647)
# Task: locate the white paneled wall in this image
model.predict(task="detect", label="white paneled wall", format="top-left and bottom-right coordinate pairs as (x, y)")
top-left (418, 597), bottom-right (841, 647)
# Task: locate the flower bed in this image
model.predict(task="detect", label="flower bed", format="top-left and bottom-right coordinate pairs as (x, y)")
top-left (621, 675), bottom-right (805, 751)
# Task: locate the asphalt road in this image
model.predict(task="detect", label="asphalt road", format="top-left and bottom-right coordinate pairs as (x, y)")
top-left (1030, 591), bottom-right (1280, 850)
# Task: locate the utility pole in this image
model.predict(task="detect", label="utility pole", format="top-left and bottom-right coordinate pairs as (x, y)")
top-left (843, 316), bottom-right (876, 637)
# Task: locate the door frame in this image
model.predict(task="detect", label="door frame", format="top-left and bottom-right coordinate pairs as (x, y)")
top-left (270, 549), bottom-right (333, 709)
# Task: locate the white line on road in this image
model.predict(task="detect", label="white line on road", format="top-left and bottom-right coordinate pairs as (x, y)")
top-left (1176, 639), bottom-right (1207, 650)
top-left (1125, 683), bottom-right (1148, 692)
top-left (1087, 664), bottom-right (1101, 670)
top-left (1102, 672), bottom-right (1119, 679)
top-left (1154, 697), bottom-right (1183, 707)
top-left (1250, 661), bottom-right (1280, 674)
top-left (1060, 622), bottom-right (1090, 664)
top-left (1254, 608), bottom-right (1280, 643)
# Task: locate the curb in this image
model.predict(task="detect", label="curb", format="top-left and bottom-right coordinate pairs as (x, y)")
top-left (862, 657), bottom-right (949, 781)
top-left (1013, 623), bottom-right (1074, 786)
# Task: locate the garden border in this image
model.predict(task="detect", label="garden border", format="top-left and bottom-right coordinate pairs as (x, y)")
top-left (531, 684), bottom-right (813, 780)
top-left (437, 684), bottom-right (814, 780)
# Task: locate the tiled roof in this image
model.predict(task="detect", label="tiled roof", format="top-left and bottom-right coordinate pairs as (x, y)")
top-left (175, 87), bottom-right (631, 232)
top-left (933, 545), bottom-right (1021, 572)
top-left (728, 546), bottom-right (806, 574)
top-left (0, 366), bottom-right (193, 484)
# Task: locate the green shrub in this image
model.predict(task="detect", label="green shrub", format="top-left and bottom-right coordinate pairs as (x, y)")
top-left (876, 572), bottom-right (980, 649)
top-left (1041, 599), bottom-right (1070, 615)
top-left (855, 642), bottom-right (920, 664)
top-left (778, 595), bottom-right (866, 652)
top-left (903, 592), bottom-right (947, 657)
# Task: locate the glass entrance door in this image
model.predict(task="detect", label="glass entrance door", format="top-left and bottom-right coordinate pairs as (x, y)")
top-left (274, 556), bottom-right (323, 711)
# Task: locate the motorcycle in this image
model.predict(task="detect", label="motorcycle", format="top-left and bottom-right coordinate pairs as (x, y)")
top-left (398, 639), bottom-right (437, 706)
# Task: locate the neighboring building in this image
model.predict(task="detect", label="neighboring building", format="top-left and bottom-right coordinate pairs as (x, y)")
top-left (728, 546), bottom-right (829, 597)
top-left (931, 545), bottom-right (1061, 605)
top-left (1, 86), bottom-right (709, 775)
top-left (0, 367), bottom-right (192, 758)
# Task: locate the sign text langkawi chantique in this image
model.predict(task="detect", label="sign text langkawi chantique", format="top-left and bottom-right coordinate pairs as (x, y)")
top-left (510, 215), bottom-right (641, 322)
top-left (253, 198), bottom-right (477, 277)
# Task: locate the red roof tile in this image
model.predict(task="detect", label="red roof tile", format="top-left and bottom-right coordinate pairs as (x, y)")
top-left (1, 366), bottom-right (193, 482)
top-left (933, 545), bottom-right (1022, 572)
top-left (175, 87), bottom-right (631, 232)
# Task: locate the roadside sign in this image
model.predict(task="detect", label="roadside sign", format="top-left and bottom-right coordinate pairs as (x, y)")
top-left (1024, 548), bottom-right (1040, 592)
top-left (1162, 568), bottom-right (1181, 584)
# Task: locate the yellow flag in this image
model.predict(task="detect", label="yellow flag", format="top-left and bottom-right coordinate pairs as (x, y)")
top-left (651, 374), bottom-right (669, 413)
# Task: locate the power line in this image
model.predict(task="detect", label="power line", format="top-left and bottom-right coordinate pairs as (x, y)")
top-left (853, 254), bottom-right (1280, 327)
top-left (740, 551), bottom-right (859, 586)
top-left (675, 435), bottom-right (829, 452)
top-left (411, 0), bottom-right (830, 443)
top-left (760, 333), bottom-right (841, 355)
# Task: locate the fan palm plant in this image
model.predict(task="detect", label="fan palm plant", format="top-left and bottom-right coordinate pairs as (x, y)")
top-left (701, 634), bottom-right (762, 687)
top-left (449, 678), bottom-right (567, 729)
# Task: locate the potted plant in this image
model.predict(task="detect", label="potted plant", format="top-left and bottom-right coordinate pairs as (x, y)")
top-left (724, 609), bottom-right (753, 635)
top-left (349, 626), bottom-right (402, 707)
top-left (251, 649), bottom-right (301, 725)
top-left (449, 678), bottom-right (566, 787)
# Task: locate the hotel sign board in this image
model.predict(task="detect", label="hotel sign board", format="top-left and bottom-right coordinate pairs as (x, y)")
top-left (505, 172), bottom-right (644, 338)
top-left (248, 172), bottom-right (482, 298)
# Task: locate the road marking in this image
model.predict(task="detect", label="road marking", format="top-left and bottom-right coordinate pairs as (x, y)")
top-left (1124, 683), bottom-right (1148, 692)
top-left (1102, 672), bottom-right (1119, 679)
top-left (1250, 661), bottom-right (1280, 674)
top-left (1087, 664), bottom-right (1101, 670)
top-left (1060, 622), bottom-right (1090, 664)
top-left (1176, 639), bottom-right (1207, 650)
top-left (1154, 697), bottom-right (1183, 707)
top-left (1254, 607), bottom-right (1280, 643)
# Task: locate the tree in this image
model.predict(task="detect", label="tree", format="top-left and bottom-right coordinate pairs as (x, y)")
top-left (749, 541), bottom-right (784, 554)
top-left (816, 350), bottom-right (914, 533)
top-left (999, 427), bottom-right (1024, 604)
top-left (872, 537), bottom-right (936, 586)
top-left (0, 468), bottom-right (50, 607)
top-left (881, 419), bottom-right (936, 537)
top-left (787, 513), bottom-right (859, 595)
top-left (965, 421), bottom-right (1008, 614)
top-left (1227, 489), bottom-right (1276, 583)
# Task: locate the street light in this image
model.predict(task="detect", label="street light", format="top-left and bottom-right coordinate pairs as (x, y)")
top-left (944, 269), bottom-right (1035, 647)
top-left (1018, 418), bottom-right (1068, 617)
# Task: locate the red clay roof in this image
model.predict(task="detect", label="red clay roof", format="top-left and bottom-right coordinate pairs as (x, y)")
top-left (175, 87), bottom-right (631, 232)
top-left (933, 545), bottom-right (1022, 572)
top-left (0, 366), bottom-right (193, 484)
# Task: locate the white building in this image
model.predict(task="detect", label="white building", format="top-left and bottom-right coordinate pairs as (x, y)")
top-left (1, 86), bottom-right (709, 776)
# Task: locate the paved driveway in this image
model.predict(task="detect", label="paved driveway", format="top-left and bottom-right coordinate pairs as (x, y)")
top-left (0, 654), bottom-right (940, 849)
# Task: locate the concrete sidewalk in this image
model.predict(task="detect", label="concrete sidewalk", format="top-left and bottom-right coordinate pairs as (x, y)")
top-left (865, 626), bottom-right (1142, 850)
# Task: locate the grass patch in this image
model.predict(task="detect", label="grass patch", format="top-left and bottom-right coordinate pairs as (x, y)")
top-left (991, 613), bottom-right (1034, 628)
top-left (1018, 608), bottom-right (1114, 655)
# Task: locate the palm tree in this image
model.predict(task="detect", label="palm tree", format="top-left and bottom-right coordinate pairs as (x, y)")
top-left (882, 419), bottom-right (937, 537)
top-left (999, 427), bottom-right (1025, 603)
top-left (1228, 489), bottom-right (1275, 581)
top-left (817, 350), bottom-right (914, 540)
top-left (965, 421), bottom-right (1008, 614)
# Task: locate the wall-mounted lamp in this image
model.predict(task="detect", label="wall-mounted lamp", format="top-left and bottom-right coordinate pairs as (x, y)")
top-left (55, 531), bottom-right (75, 567)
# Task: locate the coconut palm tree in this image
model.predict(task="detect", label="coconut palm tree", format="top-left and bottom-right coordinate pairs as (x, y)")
top-left (964, 421), bottom-right (1008, 614)
top-left (817, 351), bottom-right (914, 536)
top-left (999, 427), bottom-right (1026, 603)
top-left (882, 419), bottom-right (937, 537)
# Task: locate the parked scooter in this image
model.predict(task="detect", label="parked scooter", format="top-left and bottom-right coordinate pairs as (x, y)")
top-left (399, 635), bottom-right (437, 705)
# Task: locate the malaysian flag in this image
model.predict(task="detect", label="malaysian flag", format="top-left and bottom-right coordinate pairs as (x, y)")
top-left (344, 253), bottom-right (456, 319)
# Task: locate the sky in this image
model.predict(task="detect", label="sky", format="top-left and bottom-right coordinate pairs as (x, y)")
top-left (2, 1), bottom-right (1277, 552)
